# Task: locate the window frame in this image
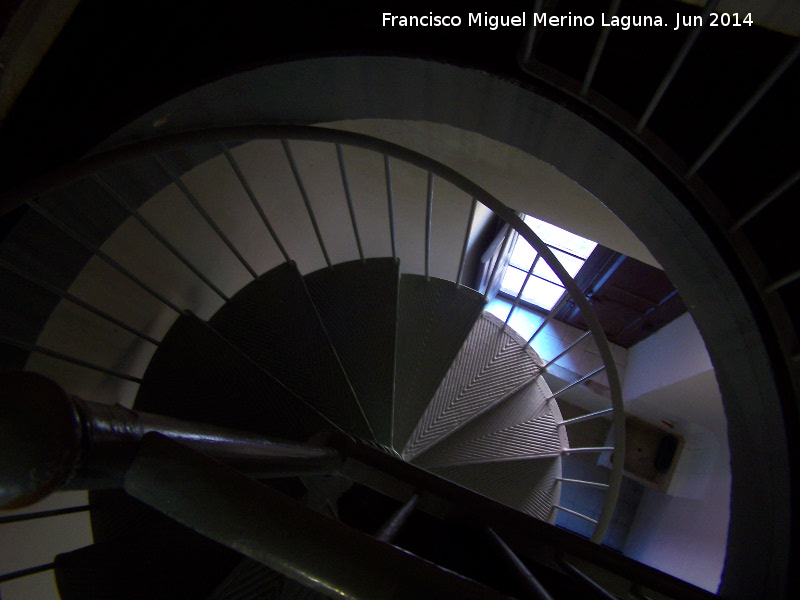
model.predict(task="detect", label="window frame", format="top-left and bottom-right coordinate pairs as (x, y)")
top-left (497, 215), bottom-right (598, 314)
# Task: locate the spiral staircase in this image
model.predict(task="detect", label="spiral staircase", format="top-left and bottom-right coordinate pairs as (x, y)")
top-left (0, 128), bottom-right (643, 600)
top-left (2, 0), bottom-right (799, 599)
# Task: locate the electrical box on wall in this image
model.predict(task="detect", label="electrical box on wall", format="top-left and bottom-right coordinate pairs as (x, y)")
top-left (599, 415), bottom-right (683, 493)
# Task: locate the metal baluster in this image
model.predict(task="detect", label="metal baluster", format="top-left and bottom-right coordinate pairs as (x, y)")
top-left (376, 493), bottom-right (419, 544)
top-left (487, 528), bottom-right (555, 600)
top-left (636, 0), bottom-right (720, 133)
top-left (687, 39), bottom-right (800, 177)
top-left (545, 366), bottom-right (606, 400)
top-left (221, 144), bottom-right (290, 263)
top-left (0, 334), bottom-right (143, 383)
top-left (555, 478), bottom-right (610, 490)
top-left (92, 175), bottom-right (229, 302)
top-left (518, 0), bottom-right (545, 66)
top-left (27, 200), bottom-right (184, 315)
top-left (425, 172), bottom-right (434, 281)
top-left (126, 434), bottom-right (511, 600)
top-left (154, 155), bottom-right (259, 278)
top-left (731, 167), bottom-right (800, 232)
top-left (558, 408), bottom-right (614, 427)
top-left (764, 268), bottom-right (800, 294)
top-left (552, 505), bottom-right (598, 525)
top-left (334, 144), bottom-right (365, 264)
top-left (384, 154), bottom-right (397, 262)
top-left (456, 198), bottom-right (478, 287)
top-left (0, 504), bottom-right (91, 525)
top-left (503, 254), bottom-right (542, 331)
top-left (0, 563), bottom-right (55, 584)
top-left (559, 559), bottom-right (618, 600)
top-left (540, 331), bottom-right (592, 371)
top-left (581, 0), bottom-right (621, 96)
top-left (280, 140), bottom-right (332, 269)
top-left (0, 258), bottom-right (159, 346)
top-left (527, 292), bottom-right (571, 345)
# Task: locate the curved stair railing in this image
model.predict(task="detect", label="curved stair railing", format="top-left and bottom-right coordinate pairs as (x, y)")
top-left (1, 126), bottom-right (628, 596)
top-left (519, 0), bottom-right (800, 409)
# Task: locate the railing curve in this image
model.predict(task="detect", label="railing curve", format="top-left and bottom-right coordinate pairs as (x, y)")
top-left (0, 125), bottom-right (625, 544)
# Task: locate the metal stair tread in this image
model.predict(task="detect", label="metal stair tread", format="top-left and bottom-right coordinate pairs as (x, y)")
top-left (207, 261), bottom-right (374, 440)
top-left (412, 379), bottom-right (564, 469)
top-left (134, 311), bottom-right (331, 440)
top-left (401, 312), bottom-right (542, 461)
top-left (429, 457), bottom-right (561, 522)
top-left (393, 275), bottom-right (486, 452)
top-left (303, 258), bottom-right (398, 446)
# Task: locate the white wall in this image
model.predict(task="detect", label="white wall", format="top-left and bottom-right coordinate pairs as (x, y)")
top-left (622, 312), bottom-right (713, 402)
top-left (623, 436), bottom-right (731, 592)
top-left (619, 313), bottom-right (730, 593)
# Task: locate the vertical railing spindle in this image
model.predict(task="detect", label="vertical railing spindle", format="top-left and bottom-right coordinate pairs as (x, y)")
top-left (503, 254), bottom-right (541, 331)
top-left (281, 140), bottom-right (332, 269)
top-left (221, 144), bottom-right (291, 263)
top-left (425, 172), bottom-right (434, 281)
top-left (376, 493), bottom-right (419, 544)
top-left (27, 200), bottom-right (184, 315)
top-left (540, 331), bottom-right (592, 371)
top-left (0, 505), bottom-right (91, 525)
top-left (384, 155), bottom-right (397, 262)
top-left (581, 0), bottom-right (621, 96)
top-left (527, 292), bottom-right (570, 346)
top-left (0, 258), bottom-right (159, 346)
top-left (687, 39), bottom-right (800, 177)
top-left (0, 334), bottom-right (143, 383)
top-left (0, 563), bottom-right (55, 584)
top-left (636, 0), bottom-right (720, 133)
top-left (730, 167), bottom-right (800, 232)
top-left (456, 198), bottom-right (478, 288)
top-left (336, 144), bottom-right (365, 263)
top-left (545, 366), bottom-right (606, 401)
top-left (93, 175), bottom-right (230, 301)
top-left (487, 529), bottom-right (555, 600)
top-left (155, 155), bottom-right (259, 278)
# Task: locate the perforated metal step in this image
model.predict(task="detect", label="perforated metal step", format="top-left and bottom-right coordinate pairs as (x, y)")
top-left (412, 381), bottom-right (564, 469)
top-left (135, 311), bottom-right (332, 441)
top-left (303, 258), bottom-right (399, 446)
top-left (393, 275), bottom-right (485, 452)
top-left (208, 262), bottom-right (373, 440)
top-left (401, 312), bottom-right (542, 461)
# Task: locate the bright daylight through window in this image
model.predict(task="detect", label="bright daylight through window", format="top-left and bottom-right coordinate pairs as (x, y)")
top-left (499, 215), bottom-right (597, 311)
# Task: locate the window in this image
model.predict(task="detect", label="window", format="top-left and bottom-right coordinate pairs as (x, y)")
top-left (499, 215), bottom-right (597, 311)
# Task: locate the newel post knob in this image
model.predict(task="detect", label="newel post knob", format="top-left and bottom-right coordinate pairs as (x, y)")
top-left (0, 372), bottom-right (82, 509)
